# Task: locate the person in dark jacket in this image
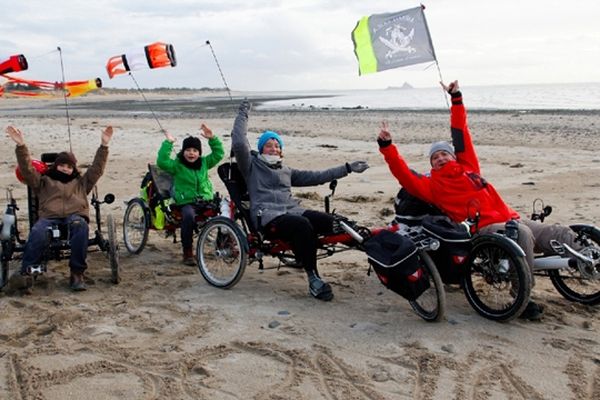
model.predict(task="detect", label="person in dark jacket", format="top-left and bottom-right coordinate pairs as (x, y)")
top-left (157, 123), bottom-right (224, 265)
top-left (232, 100), bottom-right (369, 301)
top-left (6, 124), bottom-right (113, 291)
top-left (377, 80), bottom-right (591, 320)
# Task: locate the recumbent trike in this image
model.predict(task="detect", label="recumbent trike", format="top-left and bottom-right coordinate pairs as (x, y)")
top-left (0, 152), bottom-right (119, 292)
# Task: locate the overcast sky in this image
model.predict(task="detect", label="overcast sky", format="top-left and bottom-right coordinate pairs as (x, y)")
top-left (1, 0), bottom-right (598, 91)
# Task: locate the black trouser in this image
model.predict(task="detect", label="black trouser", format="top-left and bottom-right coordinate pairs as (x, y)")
top-left (266, 210), bottom-right (334, 272)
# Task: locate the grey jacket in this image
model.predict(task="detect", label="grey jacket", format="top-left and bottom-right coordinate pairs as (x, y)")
top-left (231, 102), bottom-right (349, 228)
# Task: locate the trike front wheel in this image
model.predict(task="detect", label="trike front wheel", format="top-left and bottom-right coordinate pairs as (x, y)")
top-left (408, 250), bottom-right (446, 322)
top-left (197, 217), bottom-right (247, 288)
top-left (123, 198), bottom-right (150, 254)
top-left (462, 234), bottom-right (531, 322)
top-left (548, 226), bottom-right (600, 305)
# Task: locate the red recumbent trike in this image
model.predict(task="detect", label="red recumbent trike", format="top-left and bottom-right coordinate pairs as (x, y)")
top-left (194, 162), bottom-right (446, 322)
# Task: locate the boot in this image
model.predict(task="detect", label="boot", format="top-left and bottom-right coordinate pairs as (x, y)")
top-left (182, 247), bottom-right (196, 266)
top-left (70, 271), bottom-right (87, 291)
top-left (307, 269), bottom-right (333, 301)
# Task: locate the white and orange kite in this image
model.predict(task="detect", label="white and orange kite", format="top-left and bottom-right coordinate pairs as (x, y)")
top-left (106, 42), bottom-right (176, 79)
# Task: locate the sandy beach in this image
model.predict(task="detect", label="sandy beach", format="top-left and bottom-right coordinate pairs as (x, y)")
top-left (0, 93), bottom-right (599, 399)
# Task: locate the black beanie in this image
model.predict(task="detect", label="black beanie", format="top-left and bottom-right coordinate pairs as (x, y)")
top-left (182, 136), bottom-right (202, 154)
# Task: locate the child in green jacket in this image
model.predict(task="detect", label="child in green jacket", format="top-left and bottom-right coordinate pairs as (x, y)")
top-left (157, 123), bottom-right (224, 265)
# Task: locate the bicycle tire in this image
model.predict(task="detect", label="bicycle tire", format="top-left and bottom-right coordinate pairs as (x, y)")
top-left (197, 217), bottom-right (248, 288)
top-left (462, 233), bottom-right (531, 322)
top-left (548, 226), bottom-right (600, 305)
top-left (122, 198), bottom-right (150, 255)
top-left (107, 214), bottom-right (120, 284)
top-left (409, 250), bottom-right (446, 322)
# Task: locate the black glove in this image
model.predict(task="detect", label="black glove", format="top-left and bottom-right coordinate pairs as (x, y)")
top-left (346, 161), bottom-right (369, 173)
top-left (377, 137), bottom-right (392, 148)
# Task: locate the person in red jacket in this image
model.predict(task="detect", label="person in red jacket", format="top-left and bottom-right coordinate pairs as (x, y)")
top-left (377, 80), bottom-right (588, 320)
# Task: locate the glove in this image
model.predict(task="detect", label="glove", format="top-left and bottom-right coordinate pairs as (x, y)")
top-left (238, 99), bottom-right (251, 115)
top-left (346, 161), bottom-right (369, 174)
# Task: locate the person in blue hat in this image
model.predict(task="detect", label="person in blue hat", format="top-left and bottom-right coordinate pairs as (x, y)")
top-left (231, 100), bottom-right (369, 301)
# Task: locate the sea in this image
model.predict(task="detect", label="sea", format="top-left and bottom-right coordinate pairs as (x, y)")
top-left (251, 82), bottom-right (600, 111)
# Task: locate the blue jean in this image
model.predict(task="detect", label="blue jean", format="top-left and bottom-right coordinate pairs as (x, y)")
top-left (21, 214), bottom-right (89, 274)
top-left (180, 204), bottom-right (196, 251)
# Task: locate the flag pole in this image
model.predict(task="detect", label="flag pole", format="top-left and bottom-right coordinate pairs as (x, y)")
top-left (57, 46), bottom-right (73, 152)
top-left (420, 4), bottom-right (449, 110)
top-left (128, 72), bottom-right (166, 134)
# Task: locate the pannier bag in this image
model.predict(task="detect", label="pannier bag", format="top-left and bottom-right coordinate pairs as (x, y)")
top-left (421, 215), bottom-right (471, 284)
top-left (363, 230), bottom-right (430, 300)
top-left (394, 188), bottom-right (443, 226)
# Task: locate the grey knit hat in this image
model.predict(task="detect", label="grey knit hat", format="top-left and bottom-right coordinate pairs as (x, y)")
top-left (429, 141), bottom-right (455, 162)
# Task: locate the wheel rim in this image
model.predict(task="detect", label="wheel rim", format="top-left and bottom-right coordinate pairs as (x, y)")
top-left (198, 222), bottom-right (244, 286)
top-left (123, 200), bottom-right (147, 253)
top-left (467, 243), bottom-right (525, 314)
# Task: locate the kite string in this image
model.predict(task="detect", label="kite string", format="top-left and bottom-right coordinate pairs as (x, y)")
top-left (205, 40), bottom-right (233, 102)
top-left (57, 47), bottom-right (73, 152)
top-left (128, 72), bottom-right (166, 134)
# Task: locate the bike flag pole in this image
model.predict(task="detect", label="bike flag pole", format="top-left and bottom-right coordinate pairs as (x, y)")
top-left (128, 71), bottom-right (166, 134)
top-left (57, 46), bottom-right (73, 152)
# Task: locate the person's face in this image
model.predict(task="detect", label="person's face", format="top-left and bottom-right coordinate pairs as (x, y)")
top-left (183, 147), bottom-right (200, 163)
top-left (56, 163), bottom-right (74, 175)
top-left (262, 139), bottom-right (281, 156)
top-left (430, 150), bottom-right (454, 170)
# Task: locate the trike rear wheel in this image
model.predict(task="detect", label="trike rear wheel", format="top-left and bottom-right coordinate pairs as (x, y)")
top-left (462, 234), bottom-right (531, 322)
top-left (123, 198), bottom-right (150, 254)
top-left (409, 251), bottom-right (446, 322)
top-left (0, 241), bottom-right (10, 289)
top-left (548, 226), bottom-right (600, 305)
top-left (197, 217), bottom-right (247, 288)
top-left (107, 214), bottom-right (120, 284)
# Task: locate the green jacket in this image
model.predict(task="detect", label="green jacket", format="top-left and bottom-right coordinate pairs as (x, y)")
top-left (156, 137), bottom-right (224, 205)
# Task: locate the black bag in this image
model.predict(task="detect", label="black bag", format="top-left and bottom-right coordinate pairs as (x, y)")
top-left (363, 230), bottom-right (430, 300)
top-left (394, 188), bottom-right (443, 226)
top-left (421, 215), bottom-right (472, 284)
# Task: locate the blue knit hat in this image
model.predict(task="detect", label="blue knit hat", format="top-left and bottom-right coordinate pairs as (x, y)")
top-left (257, 130), bottom-right (283, 153)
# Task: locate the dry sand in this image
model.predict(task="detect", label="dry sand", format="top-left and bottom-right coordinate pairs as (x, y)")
top-left (0, 94), bottom-right (599, 399)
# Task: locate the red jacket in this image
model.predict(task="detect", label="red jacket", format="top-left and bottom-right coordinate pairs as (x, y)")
top-left (380, 92), bottom-right (519, 228)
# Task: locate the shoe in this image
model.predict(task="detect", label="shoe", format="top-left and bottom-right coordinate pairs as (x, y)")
top-left (519, 301), bottom-right (543, 321)
top-left (308, 273), bottom-right (334, 301)
top-left (182, 248), bottom-right (196, 266)
top-left (70, 272), bottom-right (87, 291)
top-left (7, 271), bottom-right (33, 292)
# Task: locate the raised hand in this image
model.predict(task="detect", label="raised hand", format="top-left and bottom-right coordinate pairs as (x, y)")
top-left (200, 123), bottom-right (213, 139)
top-left (101, 126), bottom-right (114, 146)
top-left (6, 126), bottom-right (25, 146)
top-left (378, 121), bottom-right (392, 142)
top-left (346, 161), bottom-right (369, 173)
top-left (440, 80), bottom-right (459, 94)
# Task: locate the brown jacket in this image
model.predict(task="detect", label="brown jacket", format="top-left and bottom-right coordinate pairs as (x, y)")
top-left (16, 144), bottom-right (109, 220)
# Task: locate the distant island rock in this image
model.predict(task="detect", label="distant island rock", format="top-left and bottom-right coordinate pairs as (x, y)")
top-left (386, 82), bottom-right (414, 90)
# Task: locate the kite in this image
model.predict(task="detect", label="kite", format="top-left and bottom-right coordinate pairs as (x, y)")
top-left (0, 75), bottom-right (102, 98)
top-left (106, 42), bottom-right (177, 79)
top-left (0, 54), bottom-right (28, 75)
top-left (352, 5), bottom-right (436, 75)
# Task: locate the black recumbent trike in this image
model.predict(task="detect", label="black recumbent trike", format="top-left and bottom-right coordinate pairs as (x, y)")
top-left (194, 162), bottom-right (447, 322)
top-left (0, 152), bottom-right (119, 292)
